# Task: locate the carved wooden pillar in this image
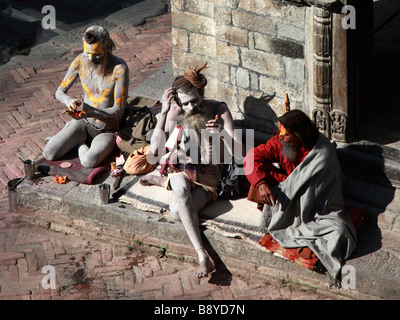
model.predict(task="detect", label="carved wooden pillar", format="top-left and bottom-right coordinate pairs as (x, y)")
top-left (302, 0), bottom-right (373, 142)
top-left (331, 9), bottom-right (348, 142)
top-left (312, 7), bottom-right (332, 139)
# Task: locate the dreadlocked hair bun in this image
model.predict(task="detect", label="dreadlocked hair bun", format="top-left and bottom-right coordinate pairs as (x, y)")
top-left (184, 63), bottom-right (208, 89)
top-left (175, 62), bottom-right (208, 90)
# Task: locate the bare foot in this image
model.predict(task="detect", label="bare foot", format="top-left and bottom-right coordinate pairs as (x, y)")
top-left (196, 257), bottom-right (215, 278)
top-left (139, 175), bottom-right (167, 187)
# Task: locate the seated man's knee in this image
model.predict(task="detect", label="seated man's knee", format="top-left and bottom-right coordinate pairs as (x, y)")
top-left (80, 154), bottom-right (98, 168)
top-left (42, 144), bottom-right (57, 161)
top-left (172, 183), bottom-right (191, 200)
top-left (170, 209), bottom-right (181, 221)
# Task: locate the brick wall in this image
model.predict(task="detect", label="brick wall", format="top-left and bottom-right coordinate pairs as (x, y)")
top-left (171, 0), bottom-right (307, 133)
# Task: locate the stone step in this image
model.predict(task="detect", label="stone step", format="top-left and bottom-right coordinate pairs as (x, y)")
top-left (11, 8), bottom-right (38, 22)
top-left (336, 143), bottom-right (400, 299)
top-left (343, 175), bottom-right (400, 233)
top-left (337, 141), bottom-right (400, 235)
top-left (12, 173), bottom-right (400, 299)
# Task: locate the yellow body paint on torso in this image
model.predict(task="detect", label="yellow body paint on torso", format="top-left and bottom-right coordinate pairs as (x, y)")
top-left (82, 82), bottom-right (111, 107)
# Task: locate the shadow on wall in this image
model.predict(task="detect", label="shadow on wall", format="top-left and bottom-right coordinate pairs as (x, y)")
top-left (337, 141), bottom-right (397, 259)
top-left (235, 94), bottom-right (279, 137)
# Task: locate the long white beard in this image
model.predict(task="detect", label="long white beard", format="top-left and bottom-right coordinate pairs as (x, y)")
top-left (280, 140), bottom-right (299, 162)
top-left (184, 111), bottom-right (206, 137)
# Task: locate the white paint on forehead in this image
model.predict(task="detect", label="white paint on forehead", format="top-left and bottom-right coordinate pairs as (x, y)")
top-left (177, 88), bottom-right (201, 105)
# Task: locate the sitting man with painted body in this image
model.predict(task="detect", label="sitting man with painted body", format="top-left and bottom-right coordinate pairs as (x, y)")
top-left (140, 63), bottom-right (241, 277)
top-left (43, 26), bottom-right (129, 168)
top-left (243, 110), bottom-right (357, 284)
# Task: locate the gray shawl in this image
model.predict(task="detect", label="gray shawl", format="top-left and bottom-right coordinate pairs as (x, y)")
top-left (261, 133), bottom-right (357, 280)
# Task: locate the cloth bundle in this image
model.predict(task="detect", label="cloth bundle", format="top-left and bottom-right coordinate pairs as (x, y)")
top-left (123, 145), bottom-right (157, 176)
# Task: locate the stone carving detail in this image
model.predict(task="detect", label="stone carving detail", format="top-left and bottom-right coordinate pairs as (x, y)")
top-left (286, 1), bottom-right (351, 142)
top-left (313, 8), bottom-right (331, 110)
top-left (286, 0), bottom-right (344, 11)
top-left (313, 108), bottom-right (331, 138)
top-left (304, 0), bottom-right (343, 10)
top-left (330, 110), bottom-right (347, 142)
top-left (312, 7), bottom-right (333, 139)
top-left (287, 0), bottom-right (352, 142)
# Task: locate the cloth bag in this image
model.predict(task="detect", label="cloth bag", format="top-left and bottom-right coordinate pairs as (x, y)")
top-left (123, 145), bottom-right (157, 176)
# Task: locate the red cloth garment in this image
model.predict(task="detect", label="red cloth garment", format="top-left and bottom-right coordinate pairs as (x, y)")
top-left (258, 206), bottom-right (367, 271)
top-left (244, 134), bottom-right (367, 275)
top-left (258, 233), bottom-right (319, 270)
top-left (159, 125), bottom-right (198, 182)
top-left (243, 135), bottom-right (310, 188)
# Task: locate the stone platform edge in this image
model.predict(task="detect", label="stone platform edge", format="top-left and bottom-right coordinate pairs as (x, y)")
top-left (12, 175), bottom-right (391, 300)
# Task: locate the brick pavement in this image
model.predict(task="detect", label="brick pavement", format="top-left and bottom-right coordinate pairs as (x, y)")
top-left (0, 222), bottom-right (344, 301)
top-left (0, 13), bottom-right (349, 301)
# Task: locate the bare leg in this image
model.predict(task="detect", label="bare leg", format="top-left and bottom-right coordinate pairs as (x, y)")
top-left (168, 174), bottom-right (214, 277)
top-left (43, 119), bottom-right (87, 160)
top-left (169, 186), bottom-right (209, 221)
top-left (139, 174), bottom-right (167, 187)
top-left (79, 132), bottom-right (115, 168)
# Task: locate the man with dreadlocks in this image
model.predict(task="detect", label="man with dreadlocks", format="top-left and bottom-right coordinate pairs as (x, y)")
top-left (43, 25), bottom-right (129, 168)
top-left (140, 62), bottom-right (241, 277)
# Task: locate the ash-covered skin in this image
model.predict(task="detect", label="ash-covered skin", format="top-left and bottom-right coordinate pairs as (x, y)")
top-left (43, 26), bottom-right (129, 168)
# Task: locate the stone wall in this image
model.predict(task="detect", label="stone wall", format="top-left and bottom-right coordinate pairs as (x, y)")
top-left (171, 0), bottom-right (307, 133)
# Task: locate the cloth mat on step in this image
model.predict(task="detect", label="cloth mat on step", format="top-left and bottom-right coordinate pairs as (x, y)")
top-left (117, 168), bottom-right (263, 243)
top-left (36, 150), bottom-right (117, 185)
top-left (116, 174), bottom-right (170, 214)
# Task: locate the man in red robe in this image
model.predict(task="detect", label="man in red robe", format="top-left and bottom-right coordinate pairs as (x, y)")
top-left (244, 109), bottom-right (318, 207)
top-left (243, 110), bottom-right (357, 285)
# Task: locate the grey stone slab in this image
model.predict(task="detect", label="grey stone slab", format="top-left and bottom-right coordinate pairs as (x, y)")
top-left (254, 33), bottom-right (304, 59)
top-left (349, 248), bottom-right (400, 300)
top-left (105, 0), bottom-right (168, 26)
top-left (0, 61), bottom-right (19, 77)
top-left (17, 176), bottom-right (79, 212)
top-left (337, 143), bottom-right (400, 189)
top-left (0, 12), bottom-right (42, 65)
top-left (284, 57), bottom-right (305, 86)
top-left (129, 60), bottom-right (172, 100)
top-left (2, 0), bottom-right (168, 68)
top-left (276, 21), bottom-right (305, 43)
top-left (50, 19), bottom-right (118, 46)
top-left (10, 42), bottom-right (69, 68)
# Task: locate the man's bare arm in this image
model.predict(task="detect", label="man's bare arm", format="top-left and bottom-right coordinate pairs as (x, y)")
top-left (56, 56), bottom-right (81, 114)
top-left (149, 87), bottom-right (176, 156)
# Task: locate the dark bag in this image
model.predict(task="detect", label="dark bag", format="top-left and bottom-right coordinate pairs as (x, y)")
top-left (117, 97), bottom-right (158, 154)
top-left (217, 161), bottom-right (243, 199)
